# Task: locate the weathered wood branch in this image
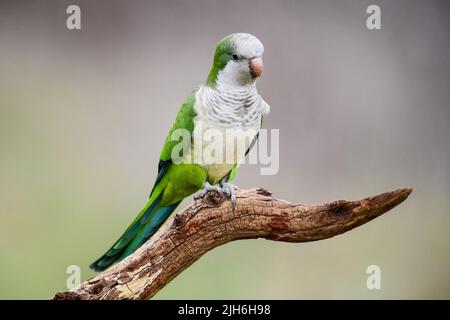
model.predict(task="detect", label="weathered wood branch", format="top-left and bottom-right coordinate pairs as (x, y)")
top-left (53, 187), bottom-right (412, 300)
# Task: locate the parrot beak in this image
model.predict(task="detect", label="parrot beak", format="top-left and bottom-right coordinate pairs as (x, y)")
top-left (249, 57), bottom-right (263, 78)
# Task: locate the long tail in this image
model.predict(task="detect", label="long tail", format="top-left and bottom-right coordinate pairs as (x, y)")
top-left (90, 194), bottom-right (180, 272)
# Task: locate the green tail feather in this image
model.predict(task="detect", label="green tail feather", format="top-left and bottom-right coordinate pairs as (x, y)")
top-left (90, 194), bottom-right (180, 272)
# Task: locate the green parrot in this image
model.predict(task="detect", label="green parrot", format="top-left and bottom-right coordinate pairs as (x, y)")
top-left (90, 33), bottom-right (270, 271)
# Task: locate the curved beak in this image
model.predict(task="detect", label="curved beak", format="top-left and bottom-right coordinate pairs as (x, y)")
top-left (249, 57), bottom-right (263, 78)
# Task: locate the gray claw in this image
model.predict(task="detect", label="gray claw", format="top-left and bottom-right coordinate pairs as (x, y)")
top-left (195, 181), bottom-right (237, 209)
top-left (194, 182), bottom-right (222, 200)
top-left (220, 182), bottom-right (237, 209)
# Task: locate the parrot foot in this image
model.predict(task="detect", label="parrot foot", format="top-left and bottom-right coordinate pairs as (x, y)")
top-left (194, 182), bottom-right (237, 209)
top-left (219, 182), bottom-right (237, 209)
top-left (194, 182), bottom-right (223, 201)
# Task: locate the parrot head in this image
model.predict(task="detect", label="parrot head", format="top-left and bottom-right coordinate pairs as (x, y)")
top-left (206, 33), bottom-right (264, 88)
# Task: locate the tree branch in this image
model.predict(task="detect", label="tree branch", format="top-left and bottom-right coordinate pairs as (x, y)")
top-left (53, 187), bottom-right (412, 300)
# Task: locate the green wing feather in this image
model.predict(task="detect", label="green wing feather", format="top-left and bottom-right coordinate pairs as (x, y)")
top-left (90, 93), bottom-right (198, 271)
top-left (160, 93), bottom-right (196, 161)
top-left (149, 93), bottom-right (197, 196)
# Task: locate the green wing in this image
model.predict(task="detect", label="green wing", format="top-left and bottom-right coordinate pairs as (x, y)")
top-left (160, 93), bottom-right (196, 161)
top-left (150, 92), bottom-right (197, 196)
top-left (90, 93), bottom-right (198, 272)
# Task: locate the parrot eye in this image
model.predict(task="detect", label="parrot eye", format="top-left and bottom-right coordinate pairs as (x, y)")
top-left (231, 54), bottom-right (241, 61)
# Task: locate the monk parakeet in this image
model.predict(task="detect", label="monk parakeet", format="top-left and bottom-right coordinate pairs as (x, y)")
top-left (90, 33), bottom-right (270, 271)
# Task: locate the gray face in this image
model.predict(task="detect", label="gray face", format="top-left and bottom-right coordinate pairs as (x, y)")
top-left (218, 33), bottom-right (265, 88)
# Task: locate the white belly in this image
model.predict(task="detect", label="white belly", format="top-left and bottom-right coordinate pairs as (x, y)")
top-left (186, 84), bottom-right (269, 184)
top-left (186, 122), bottom-right (259, 183)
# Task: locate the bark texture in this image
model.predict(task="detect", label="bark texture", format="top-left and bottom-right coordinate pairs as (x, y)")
top-left (53, 187), bottom-right (412, 300)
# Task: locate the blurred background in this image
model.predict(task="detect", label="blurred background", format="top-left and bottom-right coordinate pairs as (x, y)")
top-left (0, 0), bottom-right (449, 299)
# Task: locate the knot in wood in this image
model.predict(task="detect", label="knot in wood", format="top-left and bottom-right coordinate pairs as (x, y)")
top-left (204, 190), bottom-right (226, 206)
